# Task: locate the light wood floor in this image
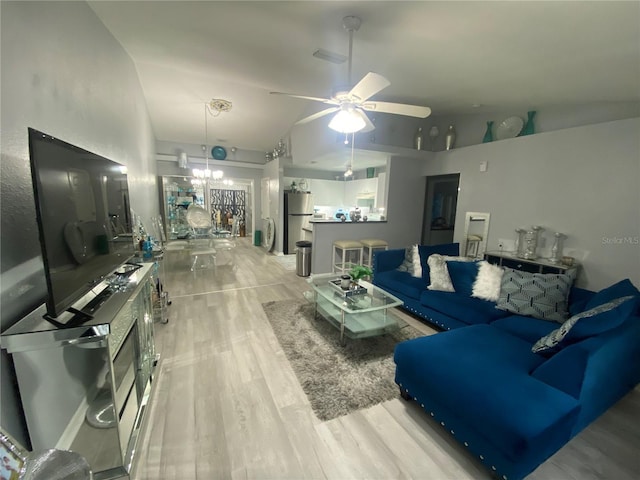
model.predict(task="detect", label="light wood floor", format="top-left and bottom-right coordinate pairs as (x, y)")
top-left (132, 238), bottom-right (640, 480)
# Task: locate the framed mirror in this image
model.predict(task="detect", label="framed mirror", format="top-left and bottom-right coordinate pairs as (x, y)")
top-left (462, 212), bottom-right (490, 259)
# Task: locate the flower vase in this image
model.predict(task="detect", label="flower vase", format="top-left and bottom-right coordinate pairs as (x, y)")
top-left (444, 125), bottom-right (456, 151)
top-left (482, 121), bottom-right (494, 143)
top-left (520, 111), bottom-right (536, 136)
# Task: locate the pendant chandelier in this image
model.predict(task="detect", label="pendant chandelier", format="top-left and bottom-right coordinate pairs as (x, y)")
top-left (192, 100), bottom-right (227, 179)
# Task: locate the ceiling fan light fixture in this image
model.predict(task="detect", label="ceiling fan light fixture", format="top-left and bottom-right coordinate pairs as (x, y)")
top-left (328, 107), bottom-right (366, 133)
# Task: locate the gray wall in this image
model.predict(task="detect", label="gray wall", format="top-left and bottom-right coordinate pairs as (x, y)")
top-left (427, 117), bottom-right (640, 291)
top-left (1, 1), bottom-right (157, 444)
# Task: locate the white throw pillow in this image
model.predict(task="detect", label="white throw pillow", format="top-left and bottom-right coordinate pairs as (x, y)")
top-left (396, 244), bottom-right (422, 278)
top-left (471, 261), bottom-right (504, 302)
top-left (427, 255), bottom-right (473, 292)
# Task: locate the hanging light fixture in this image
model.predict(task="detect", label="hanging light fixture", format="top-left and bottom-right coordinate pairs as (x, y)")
top-left (193, 101), bottom-right (226, 180)
top-left (344, 132), bottom-right (355, 177)
top-left (328, 105), bottom-right (366, 134)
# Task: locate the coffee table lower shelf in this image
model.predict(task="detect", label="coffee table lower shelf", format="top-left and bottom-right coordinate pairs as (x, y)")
top-left (315, 298), bottom-right (399, 342)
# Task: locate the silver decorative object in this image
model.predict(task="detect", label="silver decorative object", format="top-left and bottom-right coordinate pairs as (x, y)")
top-left (522, 225), bottom-right (544, 260)
top-left (445, 125), bottom-right (456, 151)
top-left (550, 232), bottom-right (566, 264)
top-left (514, 228), bottom-right (526, 257)
top-left (414, 127), bottom-right (424, 150)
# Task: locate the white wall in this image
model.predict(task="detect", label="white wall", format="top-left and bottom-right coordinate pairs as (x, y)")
top-left (0, 0), bottom-right (157, 443)
top-left (262, 158), bottom-right (283, 253)
top-left (426, 118), bottom-right (640, 290)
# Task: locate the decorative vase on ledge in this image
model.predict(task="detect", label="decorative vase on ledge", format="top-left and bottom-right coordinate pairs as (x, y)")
top-left (445, 125), bottom-right (456, 151)
top-left (520, 110), bottom-right (537, 136)
top-left (482, 121), bottom-right (494, 143)
top-left (414, 127), bottom-right (424, 151)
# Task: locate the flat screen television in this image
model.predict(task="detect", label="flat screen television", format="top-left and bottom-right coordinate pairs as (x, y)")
top-left (28, 128), bottom-right (135, 320)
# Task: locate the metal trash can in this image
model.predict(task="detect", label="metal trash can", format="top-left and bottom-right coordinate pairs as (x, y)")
top-left (295, 240), bottom-right (312, 277)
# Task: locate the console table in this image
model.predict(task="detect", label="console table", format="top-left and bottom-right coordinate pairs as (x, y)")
top-left (484, 251), bottom-right (578, 275)
top-left (1, 264), bottom-right (157, 479)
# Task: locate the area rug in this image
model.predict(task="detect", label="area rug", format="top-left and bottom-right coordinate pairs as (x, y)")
top-left (262, 299), bottom-right (423, 421)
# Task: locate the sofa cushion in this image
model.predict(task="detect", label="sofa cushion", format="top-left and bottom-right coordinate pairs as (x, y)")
top-left (491, 315), bottom-right (558, 345)
top-left (374, 270), bottom-right (426, 300)
top-left (472, 261), bottom-right (504, 302)
top-left (585, 279), bottom-right (639, 310)
top-left (427, 255), bottom-right (475, 292)
top-left (531, 343), bottom-right (590, 398)
top-left (396, 244), bottom-right (422, 278)
top-left (447, 260), bottom-right (480, 296)
top-left (420, 290), bottom-right (510, 325)
top-left (496, 269), bottom-right (573, 322)
top-left (531, 295), bottom-right (637, 353)
top-left (394, 326), bottom-right (579, 463)
top-left (418, 243), bottom-right (459, 283)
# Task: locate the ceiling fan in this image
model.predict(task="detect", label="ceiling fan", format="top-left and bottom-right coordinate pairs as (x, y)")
top-left (271, 15), bottom-right (431, 134)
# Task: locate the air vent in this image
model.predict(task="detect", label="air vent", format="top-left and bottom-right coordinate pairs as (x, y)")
top-left (312, 49), bottom-right (347, 64)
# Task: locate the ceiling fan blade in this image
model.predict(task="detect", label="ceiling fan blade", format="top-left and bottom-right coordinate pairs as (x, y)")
top-left (294, 107), bottom-right (340, 125)
top-left (270, 91), bottom-right (338, 105)
top-left (348, 72), bottom-right (391, 102)
top-left (355, 109), bottom-right (376, 132)
top-left (361, 101), bottom-right (431, 118)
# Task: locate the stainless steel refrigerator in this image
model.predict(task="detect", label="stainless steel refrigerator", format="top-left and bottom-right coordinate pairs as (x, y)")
top-left (284, 192), bottom-right (313, 254)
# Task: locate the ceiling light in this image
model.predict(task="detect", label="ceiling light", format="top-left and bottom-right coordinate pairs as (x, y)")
top-left (312, 49), bottom-right (348, 64)
top-left (328, 106), bottom-right (366, 133)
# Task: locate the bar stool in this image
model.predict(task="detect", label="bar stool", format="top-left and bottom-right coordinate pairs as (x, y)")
top-left (360, 238), bottom-right (389, 268)
top-left (465, 234), bottom-right (483, 258)
top-left (333, 240), bottom-right (363, 274)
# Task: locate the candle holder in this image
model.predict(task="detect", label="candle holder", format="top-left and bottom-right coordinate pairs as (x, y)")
top-left (550, 232), bottom-right (566, 264)
top-left (522, 226), bottom-right (544, 260)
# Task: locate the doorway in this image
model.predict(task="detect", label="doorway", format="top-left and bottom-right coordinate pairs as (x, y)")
top-left (421, 173), bottom-right (460, 245)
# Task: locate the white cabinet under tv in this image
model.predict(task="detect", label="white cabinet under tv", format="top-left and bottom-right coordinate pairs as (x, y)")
top-left (1, 263), bottom-right (157, 479)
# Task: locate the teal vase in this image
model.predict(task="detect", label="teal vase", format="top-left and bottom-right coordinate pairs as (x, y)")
top-left (521, 111), bottom-right (536, 136)
top-left (482, 121), bottom-right (494, 143)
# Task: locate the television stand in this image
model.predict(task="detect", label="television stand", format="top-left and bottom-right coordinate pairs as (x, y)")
top-left (43, 287), bottom-right (116, 329)
top-left (1, 263), bottom-right (157, 479)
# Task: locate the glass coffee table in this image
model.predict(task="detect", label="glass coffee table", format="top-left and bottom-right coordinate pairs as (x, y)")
top-left (307, 273), bottom-right (404, 344)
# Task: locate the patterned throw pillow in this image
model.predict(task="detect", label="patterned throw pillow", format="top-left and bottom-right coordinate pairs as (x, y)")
top-left (496, 269), bottom-right (573, 322)
top-left (396, 244), bottom-right (422, 278)
top-left (532, 296), bottom-right (636, 353)
top-left (471, 261), bottom-right (504, 302)
top-left (427, 255), bottom-right (474, 292)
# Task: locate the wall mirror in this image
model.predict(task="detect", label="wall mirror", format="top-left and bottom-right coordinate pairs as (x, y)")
top-left (462, 212), bottom-right (491, 258)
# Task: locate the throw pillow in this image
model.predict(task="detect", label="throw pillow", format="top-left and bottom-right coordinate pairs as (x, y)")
top-left (531, 295), bottom-right (636, 353)
top-left (496, 269), bottom-right (573, 322)
top-left (396, 244), bottom-right (422, 278)
top-left (585, 279), bottom-right (640, 310)
top-left (472, 261), bottom-right (504, 302)
top-left (427, 255), bottom-right (474, 292)
top-left (418, 243), bottom-right (460, 283)
top-left (446, 260), bottom-right (480, 297)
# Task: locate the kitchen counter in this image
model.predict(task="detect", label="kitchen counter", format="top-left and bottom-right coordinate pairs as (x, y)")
top-left (310, 219), bottom-right (387, 224)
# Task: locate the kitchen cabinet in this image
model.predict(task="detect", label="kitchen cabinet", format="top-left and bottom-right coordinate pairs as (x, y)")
top-left (309, 179), bottom-right (345, 206)
top-left (344, 178), bottom-right (378, 207)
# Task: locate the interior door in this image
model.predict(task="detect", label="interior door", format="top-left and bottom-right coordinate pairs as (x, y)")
top-left (421, 173), bottom-right (460, 245)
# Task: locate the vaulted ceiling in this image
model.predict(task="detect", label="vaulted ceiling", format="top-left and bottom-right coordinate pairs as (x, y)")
top-left (89, 1), bottom-right (640, 154)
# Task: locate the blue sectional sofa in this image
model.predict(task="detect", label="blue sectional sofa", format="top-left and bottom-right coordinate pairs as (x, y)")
top-left (372, 244), bottom-right (640, 480)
